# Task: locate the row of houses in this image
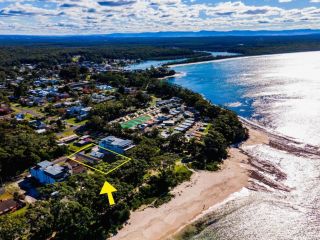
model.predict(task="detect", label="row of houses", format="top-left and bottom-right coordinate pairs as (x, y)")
top-left (31, 135), bottom-right (135, 185)
top-left (174, 118), bottom-right (195, 132)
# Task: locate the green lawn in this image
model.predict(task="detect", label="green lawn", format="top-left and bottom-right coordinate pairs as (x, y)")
top-left (10, 206), bottom-right (28, 217)
top-left (68, 143), bottom-right (92, 153)
top-left (11, 104), bottom-right (44, 117)
top-left (0, 192), bottom-right (12, 201)
top-left (174, 164), bottom-right (190, 174)
top-left (59, 129), bottom-right (75, 138)
top-left (121, 115), bottom-right (151, 129)
top-left (150, 96), bottom-right (158, 107)
top-left (204, 123), bottom-right (212, 134)
top-left (24, 113), bottom-right (33, 120)
top-left (66, 118), bottom-right (88, 126)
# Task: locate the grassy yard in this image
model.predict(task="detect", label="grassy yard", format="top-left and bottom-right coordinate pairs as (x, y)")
top-left (0, 192), bottom-right (12, 201)
top-left (10, 206), bottom-right (28, 217)
top-left (66, 118), bottom-right (88, 126)
top-left (24, 113), bottom-right (33, 120)
top-left (204, 123), bottom-right (212, 134)
top-left (68, 143), bottom-right (92, 153)
top-left (11, 104), bottom-right (44, 117)
top-left (59, 129), bottom-right (75, 138)
top-left (150, 96), bottom-right (158, 107)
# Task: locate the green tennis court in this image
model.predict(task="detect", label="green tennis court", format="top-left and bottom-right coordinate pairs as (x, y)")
top-left (121, 115), bottom-right (151, 129)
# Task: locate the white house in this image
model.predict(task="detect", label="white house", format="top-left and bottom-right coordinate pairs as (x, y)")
top-left (99, 136), bottom-right (135, 154)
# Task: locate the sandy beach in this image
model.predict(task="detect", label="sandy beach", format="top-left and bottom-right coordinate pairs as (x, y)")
top-left (111, 125), bottom-right (268, 240)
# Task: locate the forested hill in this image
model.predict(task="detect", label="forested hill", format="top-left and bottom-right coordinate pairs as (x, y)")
top-left (1, 34), bottom-right (320, 66)
top-left (0, 46), bottom-right (205, 66)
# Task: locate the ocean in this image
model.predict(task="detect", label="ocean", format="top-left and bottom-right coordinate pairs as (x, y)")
top-left (168, 52), bottom-right (320, 240)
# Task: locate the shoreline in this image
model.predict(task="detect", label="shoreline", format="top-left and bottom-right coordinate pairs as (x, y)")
top-left (167, 55), bottom-right (245, 68)
top-left (167, 51), bottom-right (320, 68)
top-left (111, 125), bottom-right (269, 240)
top-left (158, 72), bottom-right (186, 80)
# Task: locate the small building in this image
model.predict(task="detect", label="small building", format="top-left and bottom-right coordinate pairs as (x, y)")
top-left (0, 199), bottom-right (20, 216)
top-left (99, 136), bottom-right (135, 154)
top-left (35, 129), bottom-right (47, 134)
top-left (15, 113), bottom-right (25, 121)
top-left (163, 120), bottom-right (175, 126)
top-left (58, 134), bottom-right (79, 144)
top-left (90, 151), bottom-right (105, 159)
top-left (76, 107), bottom-right (92, 121)
top-left (97, 85), bottom-right (113, 91)
top-left (30, 161), bottom-right (70, 185)
top-left (29, 120), bottom-right (47, 130)
top-left (66, 159), bottom-right (86, 175)
top-left (66, 106), bottom-right (82, 116)
top-left (0, 104), bottom-right (12, 116)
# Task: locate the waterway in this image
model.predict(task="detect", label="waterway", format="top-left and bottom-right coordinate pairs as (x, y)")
top-left (169, 52), bottom-right (320, 240)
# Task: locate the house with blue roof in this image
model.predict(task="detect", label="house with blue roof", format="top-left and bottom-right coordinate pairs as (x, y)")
top-left (29, 120), bottom-right (46, 130)
top-left (30, 160), bottom-right (70, 185)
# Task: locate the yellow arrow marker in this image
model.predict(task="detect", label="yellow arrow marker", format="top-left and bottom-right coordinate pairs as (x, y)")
top-left (100, 181), bottom-right (117, 205)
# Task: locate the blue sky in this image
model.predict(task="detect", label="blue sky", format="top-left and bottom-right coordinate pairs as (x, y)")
top-left (0, 0), bottom-right (320, 35)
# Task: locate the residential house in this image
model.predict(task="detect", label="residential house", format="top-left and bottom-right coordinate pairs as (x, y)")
top-left (0, 199), bottom-right (21, 216)
top-left (57, 134), bottom-right (79, 144)
top-left (66, 105), bottom-right (82, 116)
top-left (99, 136), bottom-right (135, 154)
top-left (97, 85), bottom-right (113, 91)
top-left (65, 159), bottom-right (86, 175)
top-left (74, 135), bottom-right (92, 147)
top-left (0, 104), bottom-right (12, 116)
top-left (91, 93), bottom-right (115, 104)
top-left (30, 160), bottom-right (70, 185)
top-left (66, 105), bottom-right (91, 120)
top-left (29, 120), bottom-right (47, 130)
top-left (15, 113), bottom-right (25, 121)
top-left (77, 107), bottom-right (92, 121)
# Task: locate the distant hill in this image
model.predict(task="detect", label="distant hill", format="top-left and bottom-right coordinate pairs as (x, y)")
top-left (1, 30), bottom-right (320, 55)
top-left (106, 29), bottom-right (320, 38)
top-left (0, 29), bottom-right (320, 43)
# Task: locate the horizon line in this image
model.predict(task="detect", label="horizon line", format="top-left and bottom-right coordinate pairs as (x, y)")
top-left (0, 28), bottom-right (320, 37)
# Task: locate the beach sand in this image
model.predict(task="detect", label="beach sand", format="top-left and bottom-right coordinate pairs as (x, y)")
top-left (111, 125), bottom-right (268, 240)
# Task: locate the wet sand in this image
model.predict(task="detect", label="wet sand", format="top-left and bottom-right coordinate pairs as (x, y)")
top-left (111, 126), bottom-right (268, 240)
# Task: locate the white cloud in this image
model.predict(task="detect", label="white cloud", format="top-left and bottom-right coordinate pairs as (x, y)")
top-left (0, 0), bottom-right (319, 34)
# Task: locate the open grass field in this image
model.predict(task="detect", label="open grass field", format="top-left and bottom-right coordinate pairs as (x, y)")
top-left (121, 115), bottom-right (151, 129)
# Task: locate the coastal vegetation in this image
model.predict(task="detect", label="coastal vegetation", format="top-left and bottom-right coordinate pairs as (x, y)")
top-left (0, 121), bottom-right (67, 180)
top-left (0, 45), bottom-right (205, 67)
top-left (1, 34), bottom-right (320, 71)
